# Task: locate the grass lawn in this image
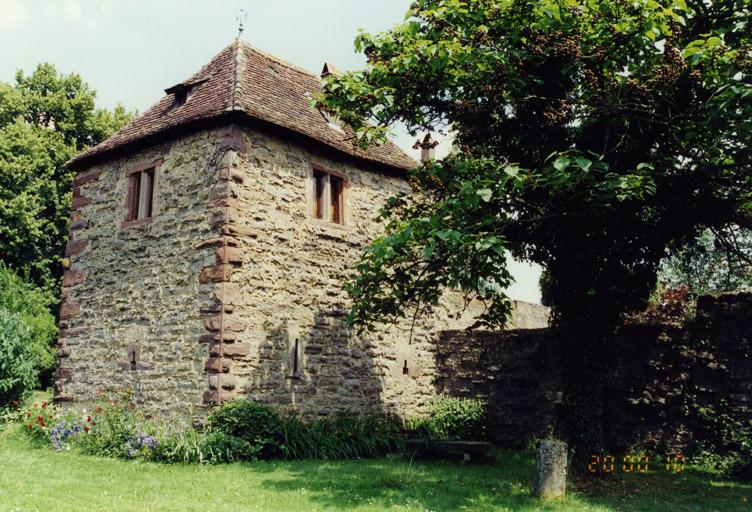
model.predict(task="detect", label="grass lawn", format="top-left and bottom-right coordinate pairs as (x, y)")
top-left (1, 425), bottom-right (750, 512)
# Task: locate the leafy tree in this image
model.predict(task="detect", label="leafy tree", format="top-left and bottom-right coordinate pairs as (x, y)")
top-left (318, 0), bottom-right (752, 457)
top-left (659, 226), bottom-right (752, 295)
top-left (0, 64), bottom-right (132, 295)
top-left (0, 263), bottom-right (57, 387)
top-left (0, 308), bottom-right (37, 413)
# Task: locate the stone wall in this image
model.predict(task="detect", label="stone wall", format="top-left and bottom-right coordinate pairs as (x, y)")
top-left (56, 129), bottom-right (222, 416)
top-left (202, 125), bottom-right (549, 418)
top-left (436, 292), bottom-right (752, 451)
top-left (57, 122), bottom-right (550, 419)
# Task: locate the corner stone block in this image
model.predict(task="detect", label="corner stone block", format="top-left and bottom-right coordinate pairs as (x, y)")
top-left (208, 374), bottom-right (238, 390)
top-left (202, 389), bottom-right (238, 405)
top-left (72, 169), bottom-right (102, 187)
top-left (59, 302), bottom-right (81, 321)
top-left (71, 195), bottom-right (92, 210)
top-left (200, 303), bottom-right (235, 315)
top-left (70, 219), bottom-right (90, 231)
top-left (218, 125), bottom-right (247, 153)
top-left (65, 239), bottom-right (89, 257)
top-left (208, 181), bottom-right (239, 201)
top-left (58, 326), bottom-right (90, 338)
top-left (210, 209), bottom-right (240, 228)
top-left (204, 357), bottom-right (231, 373)
top-left (212, 282), bottom-right (244, 305)
top-left (203, 315), bottom-right (246, 333)
top-left (55, 367), bottom-right (75, 381)
top-left (62, 269), bottom-right (86, 287)
top-left (215, 246), bottom-right (244, 265)
top-left (209, 342), bottom-right (250, 357)
top-left (198, 264), bottom-right (233, 284)
top-left (218, 167), bottom-right (244, 184)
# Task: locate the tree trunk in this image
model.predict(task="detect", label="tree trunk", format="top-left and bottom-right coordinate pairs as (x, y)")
top-left (557, 322), bottom-right (612, 470)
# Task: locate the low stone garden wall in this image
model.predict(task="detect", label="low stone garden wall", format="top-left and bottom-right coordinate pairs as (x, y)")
top-left (435, 292), bottom-right (752, 451)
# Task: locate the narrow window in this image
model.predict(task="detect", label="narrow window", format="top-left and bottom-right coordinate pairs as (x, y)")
top-left (292, 338), bottom-right (299, 375)
top-left (126, 167), bottom-right (156, 221)
top-left (313, 170), bottom-right (326, 220)
top-left (330, 174), bottom-right (343, 224)
top-left (310, 169), bottom-right (346, 225)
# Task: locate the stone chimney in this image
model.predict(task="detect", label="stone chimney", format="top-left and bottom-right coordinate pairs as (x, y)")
top-left (320, 62), bottom-right (337, 79)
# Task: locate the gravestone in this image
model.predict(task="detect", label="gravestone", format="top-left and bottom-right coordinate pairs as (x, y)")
top-left (533, 439), bottom-right (567, 499)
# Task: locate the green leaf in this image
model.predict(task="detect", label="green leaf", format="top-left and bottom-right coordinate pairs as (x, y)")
top-left (553, 157), bottom-right (570, 172)
top-left (575, 158), bottom-right (592, 172)
top-left (477, 188), bottom-right (493, 202)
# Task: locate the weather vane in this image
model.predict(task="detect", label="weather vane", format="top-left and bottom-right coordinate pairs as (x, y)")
top-left (236, 8), bottom-right (248, 38)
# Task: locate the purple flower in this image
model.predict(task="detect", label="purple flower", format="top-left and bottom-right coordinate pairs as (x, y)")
top-left (124, 431), bottom-right (158, 457)
top-left (49, 421), bottom-right (82, 451)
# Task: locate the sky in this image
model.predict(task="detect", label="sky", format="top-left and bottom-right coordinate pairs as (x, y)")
top-left (0, 0), bottom-right (543, 303)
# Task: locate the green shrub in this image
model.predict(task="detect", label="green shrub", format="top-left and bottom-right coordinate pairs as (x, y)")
top-left (207, 398), bottom-right (402, 460)
top-left (693, 403), bottom-right (752, 482)
top-left (729, 450), bottom-right (752, 482)
top-left (149, 430), bottom-right (259, 465)
top-left (73, 391), bottom-right (153, 458)
top-left (17, 399), bottom-right (56, 442)
top-left (19, 396), bottom-right (404, 464)
top-left (406, 395), bottom-right (487, 441)
top-left (0, 309), bottom-right (38, 412)
top-left (0, 264), bottom-right (57, 386)
top-left (206, 399), bottom-right (284, 458)
top-left (280, 414), bottom-right (402, 460)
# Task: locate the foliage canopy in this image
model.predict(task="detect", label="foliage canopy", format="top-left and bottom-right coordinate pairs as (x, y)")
top-left (0, 64), bottom-right (132, 295)
top-left (659, 226), bottom-right (752, 296)
top-left (319, 0), bottom-right (752, 330)
top-left (0, 263), bottom-right (57, 385)
top-left (0, 308), bottom-right (37, 412)
top-left (318, 0), bottom-right (752, 452)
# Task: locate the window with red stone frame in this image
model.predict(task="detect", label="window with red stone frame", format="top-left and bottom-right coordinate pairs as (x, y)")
top-left (125, 167), bottom-right (156, 222)
top-left (311, 168), bottom-right (346, 225)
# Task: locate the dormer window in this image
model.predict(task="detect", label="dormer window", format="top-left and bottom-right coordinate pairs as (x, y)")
top-left (164, 77), bottom-right (209, 109)
top-left (174, 89), bottom-right (190, 106)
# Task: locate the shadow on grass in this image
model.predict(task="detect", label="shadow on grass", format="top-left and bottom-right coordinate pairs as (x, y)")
top-left (573, 467), bottom-right (752, 512)
top-left (253, 450), bottom-right (576, 511)
top-left (252, 451), bottom-right (752, 512)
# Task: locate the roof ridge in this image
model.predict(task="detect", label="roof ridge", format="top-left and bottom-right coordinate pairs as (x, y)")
top-left (231, 38), bottom-right (244, 111)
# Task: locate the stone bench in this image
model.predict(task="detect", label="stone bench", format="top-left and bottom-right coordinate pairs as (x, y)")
top-left (405, 439), bottom-right (493, 463)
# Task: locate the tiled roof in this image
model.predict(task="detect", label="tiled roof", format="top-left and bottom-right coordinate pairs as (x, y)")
top-left (68, 40), bottom-right (417, 171)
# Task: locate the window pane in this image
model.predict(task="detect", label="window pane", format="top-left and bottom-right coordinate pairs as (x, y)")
top-left (145, 169), bottom-right (155, 218)
top-left (313, 170), bottom-right (326, 219)
top-left (330, 175), bottom-right (343, 224)
top-left (137, 170), bottom-right (152, 219)
top-left (128, 173), bottom-right (141, 221)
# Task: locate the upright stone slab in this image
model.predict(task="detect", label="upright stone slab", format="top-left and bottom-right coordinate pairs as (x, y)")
top-left (533, 439), bottom-right (567, 499)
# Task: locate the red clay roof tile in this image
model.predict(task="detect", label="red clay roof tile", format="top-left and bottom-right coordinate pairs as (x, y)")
top-left (68, 40), bottom-right (417, 171)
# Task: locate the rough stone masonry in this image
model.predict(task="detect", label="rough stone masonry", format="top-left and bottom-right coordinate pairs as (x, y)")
top-left (57, 123), bottom-right (548, 419)
top-left (56, 40), bottom-right (549, 420)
